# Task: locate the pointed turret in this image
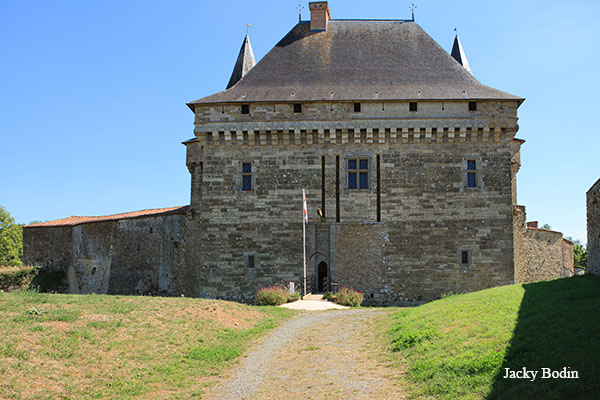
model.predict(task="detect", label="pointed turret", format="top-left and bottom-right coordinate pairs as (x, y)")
top-left (226, 34), bottom-right (256, 89)
top-left (451, 34), bottom-right (472, 74)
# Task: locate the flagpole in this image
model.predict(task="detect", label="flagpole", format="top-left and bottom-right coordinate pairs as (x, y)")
top-left (302, 189), bottom-right (307, 297)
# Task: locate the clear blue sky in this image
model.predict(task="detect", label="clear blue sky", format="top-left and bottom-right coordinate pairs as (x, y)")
top-left (1, 0), bottom-right (598, 244)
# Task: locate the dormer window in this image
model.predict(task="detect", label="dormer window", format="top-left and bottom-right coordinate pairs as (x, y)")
top-left (409, 102), bottom-right (418, 112)
top-left (468, 101), bottom-right (477, 111)
top-left (241, 104), bottom-right (250, 114)
top-left (294, 103), bottom-right (302, 113)
top-left (354, 102), bottom-right (361, 113)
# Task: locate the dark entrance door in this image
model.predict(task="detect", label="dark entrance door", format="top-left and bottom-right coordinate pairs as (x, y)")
top-left (317, 261), bottom-right (328, 292)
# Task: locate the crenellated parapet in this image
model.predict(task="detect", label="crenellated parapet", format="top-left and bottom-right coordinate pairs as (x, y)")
top-left (194, 125), bottom-right (514, 146)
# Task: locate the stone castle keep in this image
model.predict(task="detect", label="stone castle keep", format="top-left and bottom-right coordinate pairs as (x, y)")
top-left (24, 2), bottom-right (574, 305)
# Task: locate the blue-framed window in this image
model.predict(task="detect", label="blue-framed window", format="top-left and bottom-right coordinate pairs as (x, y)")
top-left (242, 163), bottom-right (252, 191)
top-left (467, 159), bottom-right (477, 188)
top-left (348, 158), bottom-right (369, 189)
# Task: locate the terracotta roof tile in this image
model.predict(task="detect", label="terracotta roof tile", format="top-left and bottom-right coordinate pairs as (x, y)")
top-left (25, 206), bottom-right (189, 228)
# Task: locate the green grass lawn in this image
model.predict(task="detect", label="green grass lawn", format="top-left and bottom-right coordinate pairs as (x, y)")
top-left (382, 275), bottom-right (600, 400)
top-left (0, 290), bottom-right (296, 399)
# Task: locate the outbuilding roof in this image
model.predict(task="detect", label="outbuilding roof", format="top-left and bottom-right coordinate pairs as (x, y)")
top-left (25, 206), bottom-right (189, 228)
top-left (189, 20), bottom-right (522, 107)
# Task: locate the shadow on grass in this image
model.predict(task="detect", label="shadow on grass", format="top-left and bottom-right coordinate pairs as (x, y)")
top-left (487, 275), bottom-right (600, 399)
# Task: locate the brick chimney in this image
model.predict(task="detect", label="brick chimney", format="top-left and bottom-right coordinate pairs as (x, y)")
top-left (527, 221), bottom-right (539, 229)
top-left (309, 2), bottom-right (330, 31)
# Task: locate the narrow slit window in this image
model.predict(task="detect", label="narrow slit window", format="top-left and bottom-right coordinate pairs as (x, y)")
top-left (461, 251), bottom-right (469, 264)
top-left (244, 253), bottom-right (257, 269)
top-left (409, 102), bottom-right (418, 112)
top-left (467, 159), bottom-right (477, 188)
top-left (242, 162), bottom-right (252, 191)
top-left (354, 102), bottom-right (361, 113)
top-left (293, 103), bottom-right (302, 113)
top-left (241, 104), bottom-right (250, 114)
top-left (468, 101), bottom-right (477, 111)
top-left (460, 249), bottom-right (471, 265)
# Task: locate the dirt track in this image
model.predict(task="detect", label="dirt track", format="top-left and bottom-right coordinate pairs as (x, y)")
top-left (203, 309), bottom-right (406, 400)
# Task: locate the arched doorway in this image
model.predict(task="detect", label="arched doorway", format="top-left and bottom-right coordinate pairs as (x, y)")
top-left (317, 261), bottom-right (328, 292)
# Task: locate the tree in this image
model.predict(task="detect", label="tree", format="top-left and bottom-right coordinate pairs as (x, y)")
top-left (572, 240), bottom-right (587, 270)
top-left (0, 206), bottom-right (23, 266)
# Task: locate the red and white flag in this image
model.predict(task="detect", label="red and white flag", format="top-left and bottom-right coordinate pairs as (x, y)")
top-left (303, 189), bottom-right (308, 224)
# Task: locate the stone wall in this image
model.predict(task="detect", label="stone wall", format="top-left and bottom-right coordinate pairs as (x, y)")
top-left (588, 179), bottom-right (600, 275)
top-left (23, 213), bottom-right (187, 296)
top-left (513, 206), bottom-right (574, 283)
top-left (184, 97), bottom-right (520, 304)
top-left (28, 97), bottom-right (570, 305)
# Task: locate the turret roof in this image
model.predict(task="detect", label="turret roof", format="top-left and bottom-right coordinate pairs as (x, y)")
top-left (451, 34), bottom-right (472, 74)
top-left (226, 34), bottom-right (256, 89)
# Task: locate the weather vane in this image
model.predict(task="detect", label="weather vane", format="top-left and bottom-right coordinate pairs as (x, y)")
top-left (247, 23), bottom-right (251, 35)
top-left (297, 2), bottom-right (304, 22)
top-left (410, 3), bottom-right (417, 22)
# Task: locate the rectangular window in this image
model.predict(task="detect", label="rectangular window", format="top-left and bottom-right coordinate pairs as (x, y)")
top-left (242, 162), bottom-right (252, 191)
top-left (354, 102), bottom-right (361, 113)
top-left (293, 103), bottom-right (302, 113)
top-left (461, 251), bottom-right (469, 264)
top-left (348, 158), bottom-right (369, 189)
top-left (409, 102), bottom-right (418, 112)
top-left (460, 249), bottom-right (472, 265)
top-left (241, 104), bottom-right (250, 114)
top-left (244, 252), bottom-right (257, 269)
top-left (467, 159), bottom-right (477, 188)
top-left (468, 101), bottom-right (477, 111)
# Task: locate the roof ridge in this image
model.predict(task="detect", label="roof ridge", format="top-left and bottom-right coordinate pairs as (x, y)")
top-left (25, 206), bottom-right (190, 228)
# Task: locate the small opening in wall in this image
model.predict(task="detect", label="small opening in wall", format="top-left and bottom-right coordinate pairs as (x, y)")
top-left (91, 267), bottom-right (96, 275)
top-left (241, 104), bottom-right (250, 114)
top-left (149, 227), bottom-right (153, 234)
top-left (294, 103), bottom-right (302, 113)
top-left (247, 254), bottom-right (255, 269)
top-left (469, 101), bottom-right (477, 111)
top-left (370, 293), bottom-right (374, 299)
top-left (461, 250), bottom-right (471, 265)
top-left (354, 102), bottom-right (361, 112)
top-left (409, 102), bottom-right (418, 112)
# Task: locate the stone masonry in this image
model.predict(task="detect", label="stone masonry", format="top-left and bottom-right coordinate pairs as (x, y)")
top-left (23, 2), bottom-right (575, 305)
top-left (588, 179), bottom-right (600, 275)
top-left (513, 206), bottom-right (574, 283)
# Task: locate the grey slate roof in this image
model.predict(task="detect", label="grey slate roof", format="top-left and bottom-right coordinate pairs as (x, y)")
top-left (451, 34), bottom-right (472, 74)
top-left (226, 34), bottom-right (256, 89)
top-left (189, 20), bottom-right (521, 106)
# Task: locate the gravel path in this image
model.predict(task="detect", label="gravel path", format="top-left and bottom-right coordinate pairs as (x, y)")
top-left (203, 309), bottom-right (406, 400)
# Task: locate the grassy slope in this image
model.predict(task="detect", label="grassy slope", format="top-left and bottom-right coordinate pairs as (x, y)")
top-left (0, 291), bottom-right (295, 399)
top-left (382, 275), bottom-right (600, 400)
top-left (0, 266), bottom-right (38, 291)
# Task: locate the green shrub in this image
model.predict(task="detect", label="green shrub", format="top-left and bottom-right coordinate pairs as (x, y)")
top-left (255, 286), bottom-right (288, 306)
top-left (335, 287), bottom-right (364, 307)
top-left (322, 291), bottom-right (334, 300)
top-left (287, 293), bottom-right (300, 303)
top-left (0, 266), bottom-right (39, 291)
